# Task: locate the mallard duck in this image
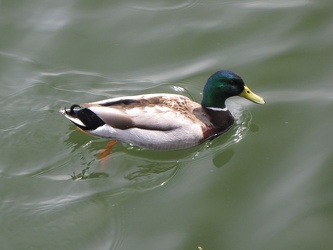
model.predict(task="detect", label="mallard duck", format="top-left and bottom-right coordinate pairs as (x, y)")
top-left (61, 70), bottom-right (265, 150)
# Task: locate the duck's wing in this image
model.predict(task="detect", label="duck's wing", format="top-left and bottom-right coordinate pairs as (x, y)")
top-left (63, 94), bottom-right (201, 131)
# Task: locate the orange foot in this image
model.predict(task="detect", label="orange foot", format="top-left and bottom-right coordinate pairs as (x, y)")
top-left (98, 140), bottom-right (117, 169)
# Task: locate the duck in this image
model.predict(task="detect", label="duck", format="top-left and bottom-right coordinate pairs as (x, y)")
top-left (61, 70), bottom-right (265, 150)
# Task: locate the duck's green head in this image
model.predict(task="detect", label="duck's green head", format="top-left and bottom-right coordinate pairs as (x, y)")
top-left (201, 70), bottom-right (265, 109)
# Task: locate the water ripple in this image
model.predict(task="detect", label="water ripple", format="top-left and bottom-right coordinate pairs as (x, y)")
top-left (131, 0), bottom-right (198, 12)
top-left (235, 0), bottom-right (313, 9)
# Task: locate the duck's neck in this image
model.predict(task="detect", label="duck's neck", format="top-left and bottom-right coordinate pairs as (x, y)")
top-left (204, 106), bottom-right (228, 112)
top-left (201, 98), bottom-right (227, 110)
top-left (201, 91), bottom-right (228, 110)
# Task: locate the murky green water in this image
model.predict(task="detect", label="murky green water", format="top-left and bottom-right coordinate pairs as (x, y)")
top-left (1, 0), bottom-right (333, 249)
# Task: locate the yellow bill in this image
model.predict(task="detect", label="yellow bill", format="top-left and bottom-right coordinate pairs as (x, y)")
top-left (240, 85), bottom-right (265, 104)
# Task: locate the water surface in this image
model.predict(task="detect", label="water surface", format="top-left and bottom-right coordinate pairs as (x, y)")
top-left (1, 0), bottom-right (333, 249)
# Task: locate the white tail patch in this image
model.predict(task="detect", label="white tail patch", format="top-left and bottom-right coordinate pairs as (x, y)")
top-left (60, 109), bottom-right (86, 127)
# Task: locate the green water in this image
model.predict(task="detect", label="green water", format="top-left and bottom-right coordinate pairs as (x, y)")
top-left (1, 0), bottom-right (333, 249)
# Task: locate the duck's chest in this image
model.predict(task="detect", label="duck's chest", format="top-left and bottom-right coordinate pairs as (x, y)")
top-left (193, 108), bottom-right (235, 141)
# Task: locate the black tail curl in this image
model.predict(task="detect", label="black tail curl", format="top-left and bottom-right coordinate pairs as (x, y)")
top-left (69, 104), bottom-right (81, 115)
top-left (66, 104), bottom-right (105, 130)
